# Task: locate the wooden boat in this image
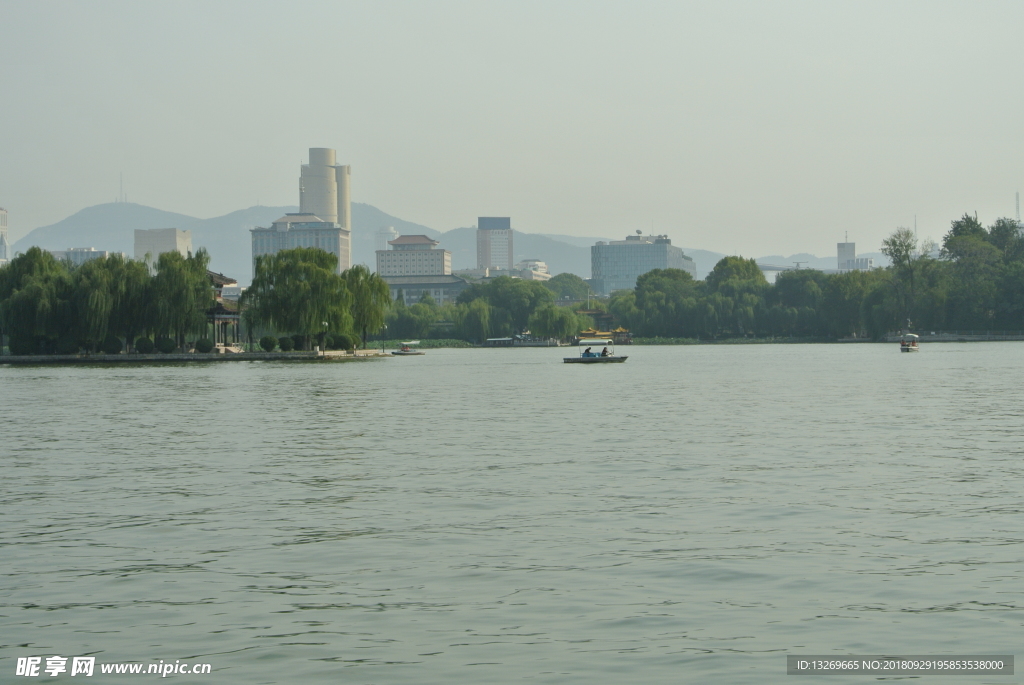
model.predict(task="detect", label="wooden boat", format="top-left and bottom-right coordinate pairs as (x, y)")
top-left (564, 339), bottom-right (627, 364)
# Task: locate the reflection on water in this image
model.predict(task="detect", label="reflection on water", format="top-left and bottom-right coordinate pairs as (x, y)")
top-left (2, 344), bottom-right (1023, 683)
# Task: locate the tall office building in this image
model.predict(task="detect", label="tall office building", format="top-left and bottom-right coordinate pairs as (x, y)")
top-left (837, 241), bottom-right (873, 271)
top-left (477, 217), bottom-right (513, 270)
top-left (837, 242), bottom-right (856, 270)
top-left (298, 148), bottom-right (351, 269)
top-left (0, 208), bottom-right (8, 262)
top-left (591, 234), bottom-right (695, 295)
top-left (134, 228), bottom-right (192, 263)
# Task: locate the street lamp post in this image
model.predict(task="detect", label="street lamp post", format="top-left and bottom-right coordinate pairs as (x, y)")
top-left (381, 325), bottom-right (387, 354)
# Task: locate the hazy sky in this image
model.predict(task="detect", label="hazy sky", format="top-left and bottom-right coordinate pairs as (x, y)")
top-left (2, 0), bottom-right (1023, 256)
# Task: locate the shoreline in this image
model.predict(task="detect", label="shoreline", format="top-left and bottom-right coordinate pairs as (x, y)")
top-left (0, 350), bottom-right (389, 365)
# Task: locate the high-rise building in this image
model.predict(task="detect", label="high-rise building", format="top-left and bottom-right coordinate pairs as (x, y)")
top-left (251, 214), bottom-right (350, 275)
top-left (134, 228), bottom-right (192, 263)
top-left (591, 234), bottom-right (695, 295)
top-left (837, 241), bottom-right (873, 271)
top-left (0, 207), bottom-right (8, 263)
top-left (298, 148), bottom-right (351, 270)
top-left (477, 217), bottom-right (514, 270)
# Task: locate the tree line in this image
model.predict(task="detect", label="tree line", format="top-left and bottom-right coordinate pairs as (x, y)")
top-left (0, 247), bottom-right (214, 355)
top-left (6, 213), bottom-right (1020, 353)
top-left (609, 214), bottom-right (1024, 339)
top-left (384, 275), bottom-right (594, 342)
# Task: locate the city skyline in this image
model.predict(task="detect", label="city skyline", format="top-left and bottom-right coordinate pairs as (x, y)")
top-left (2, 1), bottom-right (1023, 257)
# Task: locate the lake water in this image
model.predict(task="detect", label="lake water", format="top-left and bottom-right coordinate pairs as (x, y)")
top-left (2, 344), bottom-right (1023, 683)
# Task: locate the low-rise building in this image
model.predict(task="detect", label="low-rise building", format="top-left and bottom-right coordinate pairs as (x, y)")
top-left (49, 247), bottom-right (124, 267)
top-left (385, 274), bottom-right (470, 306)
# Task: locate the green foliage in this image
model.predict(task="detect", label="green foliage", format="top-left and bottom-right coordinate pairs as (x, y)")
top-left (155, 337), bottom-right (177, 353)
top-left (329, 332), bottom-right (356, 351)
top-left (195, 338), bottom-right (214, 353)
top-left (278, 336), bottom-right (294, 352)
top-left (135, 337), bottom-right (155, 353)
top-left (457, 276), bottom-right (554, 333)
top-left (527, 305), bottom-right (583, 340)
top-left (543, 272), bottom-right (592, 300)
top-left (0, 248), bottom-right (213, 355)
top-left (101, 334), bottom-right (122, 355)
top-left (259, 335), bottom-right (277, 352)
top-left (705, 257), bottom-right (767, 292)
top-left (243, 248), bottom-right (353, 350)
top-left (345, 264), bottom-right (391, 347)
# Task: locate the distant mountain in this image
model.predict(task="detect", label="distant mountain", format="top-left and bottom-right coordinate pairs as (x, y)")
top-left (10, 201), bottom-right (876, 285)
top-left (12, 203), bottom-right (297, 281)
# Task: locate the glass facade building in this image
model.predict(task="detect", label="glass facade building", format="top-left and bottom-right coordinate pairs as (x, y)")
top-left (591, 235), bottom-right (695, 295)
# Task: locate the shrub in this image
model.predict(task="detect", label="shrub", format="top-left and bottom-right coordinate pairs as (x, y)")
top-left (10, 334), bottom-right (38, 356)
top-left (195, 338), bottom-right (214, 353)
top-left (332, 332), bottom-right (355, 351)
top-left (291, 334), bottom-right (307, 351)
top-left (55, 336), bottom-right (81, 355)
top-left (155, 337), bottom-right (177, 354)
top-left (259, 335), bottom-right (277, 352)
top-left (135, 337), bottom-right (155, 354)
top-left (278, 336), bottom-right (294, 351)
top-left (101, 335), bottom-right (123, 355)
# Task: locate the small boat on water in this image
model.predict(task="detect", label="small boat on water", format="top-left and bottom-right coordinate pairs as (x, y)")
top-left (900, 333), bottom-right (920, 352)
top-left (392, 341), bottom-right (425, 356)
top-left (564, 338), bottom-right (627, 364)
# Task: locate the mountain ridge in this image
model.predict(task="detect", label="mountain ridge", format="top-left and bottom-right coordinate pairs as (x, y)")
top-left (11, 202), bottom-right (884, 284)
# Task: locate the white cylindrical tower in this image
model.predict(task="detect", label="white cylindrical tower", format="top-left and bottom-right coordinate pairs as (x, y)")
top-left (375, 226), bottom-right (399, 253)
top-left (335, 164), bottom-right (351, 230)
top-left (300, 148), bottom-right (339, 223)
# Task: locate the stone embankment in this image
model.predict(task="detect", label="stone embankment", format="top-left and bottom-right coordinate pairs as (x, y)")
top-left (0, 350), bottom-right (388, 364)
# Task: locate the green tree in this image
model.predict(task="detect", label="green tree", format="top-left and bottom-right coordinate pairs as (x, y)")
top-left (527, 305), bottom-right (583, 340)
top-left (543, 273), bottom-right (592, 300)
top-left (152, 249), bottom-right (213, 348)
top-left (344, 265), bottom-right (391, 348)
top-left (242, 248), bottom-right (352, 349)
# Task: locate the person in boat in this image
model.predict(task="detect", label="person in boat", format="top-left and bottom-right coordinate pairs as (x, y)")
top-left (583, 347), bottom-right (593, 357)
top-left (601, 347), bottom-right (610, 357)
top-left (401, 345), bottom-right (410, 352)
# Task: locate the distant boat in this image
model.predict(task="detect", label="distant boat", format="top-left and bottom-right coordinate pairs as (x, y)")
top-left (900, 333), bottom-right (920, 353)
top-left (564, 339), bottom-right (627, 364)
top-left (392, 342), bottom-right (425, 356)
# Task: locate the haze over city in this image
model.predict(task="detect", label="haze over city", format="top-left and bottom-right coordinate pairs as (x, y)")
top-left (2, 0), bottom-right (1023, 256)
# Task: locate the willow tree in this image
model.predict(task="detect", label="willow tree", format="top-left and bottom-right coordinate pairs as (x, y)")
top-left (0, 247), bottom-right (74, 354)
top-left (152, 248), bottom-right (213, 348)
top-left (343, 265), bottom-right (391, 348)
top-left (71, 258), bottom-right (116, 351)
top-left (243, 248), bottom-right (352, 350)
top-left (106, 255), bottom-right (153, 351)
